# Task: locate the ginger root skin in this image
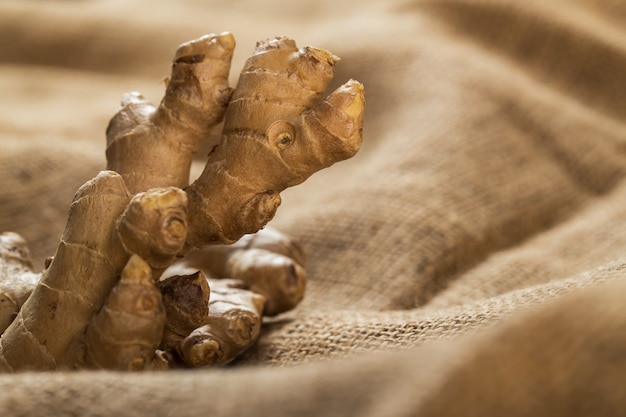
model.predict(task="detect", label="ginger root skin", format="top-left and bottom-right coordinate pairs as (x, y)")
top-left (106, 33), bottom-right (235, 194)
top-left (0, 176), bottom-right (187, 370)
top-left (85, 255), bottom-right (166, 371)
top-left (185, 37), bottom-right (365, 246)
top-left (0, 34), bottom-right (364, 372)
top-left (0, 233), bottom-right (40, 335)
top-left (221, 248), bottom-right (306, 316)
top-left (117, 187), bottom-right (188, 276)
top-left (0, 171), bottom-right (132, 371)
top-left (158, 271), bottom-right (210, 352)
top-left (178, 227), bottom-right (307, 316)
top-left (107, 33), bottom-right (365, 251)
top-left (177, 279), bottom-right (265, 368)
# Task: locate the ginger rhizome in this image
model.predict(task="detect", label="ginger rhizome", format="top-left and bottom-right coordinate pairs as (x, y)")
top-left (0, 233), bottom-right (40, 334)
top-left (159, 271), bottom-right (211, 354)
top-left (85, 254), bottom-right (166, 370)
top-left (106, 33), bottom-right (235, 194)
top-left (0, 172), bottom-right (131, 370)
top-left (0, 32), bottom-right (365, 371)
top-left (178, 279), bottom-right (265, 368)
top-left (157, 273), bottom-right (265, 368)
top-left (178, 226), bottom-right (307, 316)
top-left (186, 37), bottom-right (365, 246)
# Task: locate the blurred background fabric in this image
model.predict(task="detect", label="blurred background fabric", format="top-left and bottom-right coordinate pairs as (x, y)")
top-left (1, 0), bottom-right (626, 415)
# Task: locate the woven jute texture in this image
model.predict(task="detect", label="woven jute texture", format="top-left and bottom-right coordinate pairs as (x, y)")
top-left (1, 0), bottom-right (626, 415)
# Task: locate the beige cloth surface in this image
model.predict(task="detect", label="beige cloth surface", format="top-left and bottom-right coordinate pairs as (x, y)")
top-left (1, 0), bottom-right (626, 415)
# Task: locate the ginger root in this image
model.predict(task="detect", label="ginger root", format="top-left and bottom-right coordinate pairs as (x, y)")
top-left (0, 32), bottom-right (365, 371)
top-left (158, 273), bottom-right (267, 368)
top-left (177, 279), bottom-right (265, 368)
top-left (158, 271), bottom-right (211, 352)
top-left (0, 178), bottom-right (187, 370)
top-left (85, 255), bottom-right (166, 371)
top-left (159, 227), bottom-right (307, 366)
top-left (178, 226), bottom-right (307, 316)
top-left (0, 172), bottom-right (131, 370)
top-left (185, 37), bottom-right (365, 246)
top-left (117, 187), bottom-right (189, 276)
top-left (106, 33), bottom-right (235, 194)
top-left (0, 233), bottom-right (40, 334)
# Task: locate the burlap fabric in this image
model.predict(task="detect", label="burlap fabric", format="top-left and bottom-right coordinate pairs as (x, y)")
top-left (1, 0), bottom-right (626, 415)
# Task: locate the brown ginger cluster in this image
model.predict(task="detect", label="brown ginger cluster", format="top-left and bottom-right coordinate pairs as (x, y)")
top-left (0, 32), bottom-right (365, 371)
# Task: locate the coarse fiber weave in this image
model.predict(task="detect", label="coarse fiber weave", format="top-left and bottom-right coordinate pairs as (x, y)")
top-left (1, 0), bottom-right (626, 415)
